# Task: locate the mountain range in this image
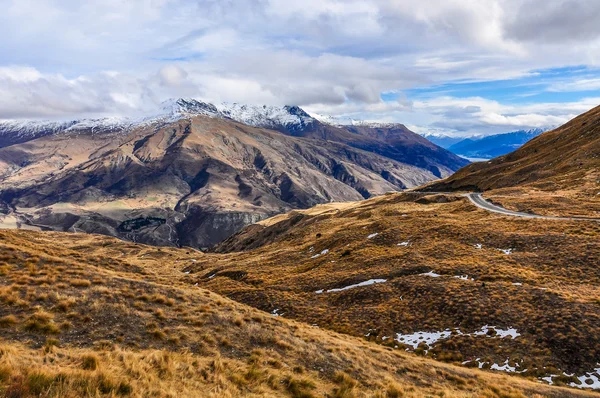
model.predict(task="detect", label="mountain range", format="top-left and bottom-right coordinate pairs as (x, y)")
top-left (419, 132), bottom-right (465, 149)
top-left (447, 128), bottom-right (547, 159)
top-left (0, 98), bottom-right (467, 248)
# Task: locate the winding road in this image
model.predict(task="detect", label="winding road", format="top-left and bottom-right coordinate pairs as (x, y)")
top-left (467, 193), bottom-right (598, 221)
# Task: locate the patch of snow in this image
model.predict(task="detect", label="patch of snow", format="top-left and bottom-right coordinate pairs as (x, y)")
top-left (311, 249), bottom-right (329, 259)
top-left (395, 329), bottom-right (453, 349)
top-left (472, 325), bottom-right (520, 339)
top-left (454, 275), bottom-right (474, 281)
top-left (208, 273), bottom-right (216, 279)
top-left (367, 233), bottom-right (379, 239)
top-left (498, 248), bottom-right (514, 255)
top-left (395, 326), bottom-right (521, 351)
top-left (271, 308), bottom-right (284, 317)
top-left (490, 359), bottom-right (527, 373)
top-left (569, 368), bottom-right (600, 390)
top-left (421, 271), bottom-right (442, 278)
top-left (540, 367), bottom-right (600, 390)
top-left (541, 375), bottom-right (558, 385)
top-left (397, 241), bottom-right (410, 246)
top-left (316, 279), bottom-right (387, 294)
top-left (474, 244), bottom-right (483, 249)
top-left (512, 282), bottom-right (522, 286)
top-left (183, 271), bottom-right (191, 274)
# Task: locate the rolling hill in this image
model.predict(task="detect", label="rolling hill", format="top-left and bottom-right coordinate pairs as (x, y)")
top-left (1, 228), bottom-right (594, 397)
top-left (423, 105), bottom-right (600, 217)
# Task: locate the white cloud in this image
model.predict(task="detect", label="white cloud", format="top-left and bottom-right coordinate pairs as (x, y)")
top-left (548, 77), bottom-right (600, 92)
top-left (0, 0), bottom-right (600, 136)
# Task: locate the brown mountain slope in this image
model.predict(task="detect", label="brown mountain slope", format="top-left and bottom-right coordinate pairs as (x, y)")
top-left (183, 191), bottom-right (600, 391)
top-left (0, 229), bottom-right (591, 397)
top-left (0, 113), bottom-right (457, 248)
top-left (425, 104), bottom-right (600, 193)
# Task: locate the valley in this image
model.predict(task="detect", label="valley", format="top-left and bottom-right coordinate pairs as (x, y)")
top-left (2, 1), bottom-right (600, 396)
top-left (1, 102), bottom-right (599, 396)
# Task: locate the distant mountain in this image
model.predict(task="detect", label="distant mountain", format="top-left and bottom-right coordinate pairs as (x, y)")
top-left (0, 98), bottom-right (467, 249)
top-left (419, 133), bottom-right (465, 149)
top-left (425, 106), bottom-right (600, 192)
top-left (448, 128), bottom-right (546, 159)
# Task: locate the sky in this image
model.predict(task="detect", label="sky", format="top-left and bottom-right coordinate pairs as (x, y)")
top-left (2, 0), bottom-right (600, 136)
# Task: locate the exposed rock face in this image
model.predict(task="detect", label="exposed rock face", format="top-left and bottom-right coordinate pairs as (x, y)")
top-left (0, 100), bottom-right (467, 248)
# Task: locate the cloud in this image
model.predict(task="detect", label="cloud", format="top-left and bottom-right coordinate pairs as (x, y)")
top-left (0, 0), bottom-right (600, 136)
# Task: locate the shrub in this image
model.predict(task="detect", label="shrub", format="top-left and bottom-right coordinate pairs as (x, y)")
top-left (70, 279), bottom-right (92, 288)
top-left (332, 372), bottom-right (357, 398)
top-left (82, 354), bottom-right (99, 370)
top-left (283, 375), bottom-right (316, 398)
top-left (23, 311), bottom-right (60, 335)
top-left (385, 383), bottom-right (404, 398)
top-left (0, 315), bottom-right (17, 327)
top-left (27, 372), bottom-right (55, 395)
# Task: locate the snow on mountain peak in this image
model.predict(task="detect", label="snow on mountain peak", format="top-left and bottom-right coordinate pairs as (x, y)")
top-left (215, 102), bottom-right (315, 129)
top-left (309, 113), bottom-right (405, 129)
top-left (160, 98), bottom-right (220, 118)
top-left (157, 98), bottom-right (317, 130)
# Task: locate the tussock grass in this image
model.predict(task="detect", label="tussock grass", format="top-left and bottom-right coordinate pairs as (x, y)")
top-left (0, 229), bottom-right (596, 397)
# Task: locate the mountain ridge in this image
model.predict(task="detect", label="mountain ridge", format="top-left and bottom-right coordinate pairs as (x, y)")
top-left (0, 99), bottom-right (467, 249)
top-left (448, 128), bottom-right (548, 159)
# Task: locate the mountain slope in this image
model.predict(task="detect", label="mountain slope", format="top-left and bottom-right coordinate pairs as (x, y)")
top-left (188, 191), bottom-right (600, 391)
top-left (0, 229), bottom-right (592, 397)
top-left (420, 132), bottom-right (465, 149)
top-left (448, 128), bottom-right (545, 159)
top-left (425, 105), bottom-right (600, 193)
top-left (0, 99), bottom-right (466, 248)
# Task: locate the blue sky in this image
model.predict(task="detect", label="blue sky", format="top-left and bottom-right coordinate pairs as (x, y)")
top-left (1, 0), bottom-right (600, 136)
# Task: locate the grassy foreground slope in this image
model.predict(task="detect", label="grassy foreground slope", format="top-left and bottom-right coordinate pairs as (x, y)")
top-left (1, 230), bottom-right (593, 397)
top-left (191, 192), bottom-right (600, 389)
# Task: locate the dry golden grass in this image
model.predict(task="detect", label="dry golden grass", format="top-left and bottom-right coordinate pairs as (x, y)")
top-left (424, 104), bottom-right (600, 200)
top-left (483, 185), bottom-right (600, 218)
top-left (0, 228), bottom-right (595, 397)
top-left (190, 192), bottom-right (600, 386)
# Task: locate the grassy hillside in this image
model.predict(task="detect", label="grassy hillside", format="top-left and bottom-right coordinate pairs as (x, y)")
top-left (425, 105), bottom-right (600, 193)
top-left (187, 192), bottom-right (600, 391)
top-left (2, 229), bottom-right (595, 397)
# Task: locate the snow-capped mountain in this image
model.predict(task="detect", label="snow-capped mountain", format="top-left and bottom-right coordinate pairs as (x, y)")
top-left (309, 113), bottom-right (403, 129)
top-left (418, 132), bottom-right (467, 149)
top-left (448, 128), bottom-right (549, 159)
top-left (0, 117), bottom-right (132, 148)
top-left (160, 98), bottom-right (318, 132)
top-left (0, 99), bottom-right (320, 147)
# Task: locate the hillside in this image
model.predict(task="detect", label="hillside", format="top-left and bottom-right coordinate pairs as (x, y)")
top-left (422, 105), bottom-right (600, 217)
top-left (448, 129), bottom-right (545, 160)
top-left (0, 99), bottom-right (467, 248)
top-left (182, 191), bottom-right (600, 392)
top-left (426, 106), bottom-right (600, 192)
top-left (1, 229), bottom-right (593, 397)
